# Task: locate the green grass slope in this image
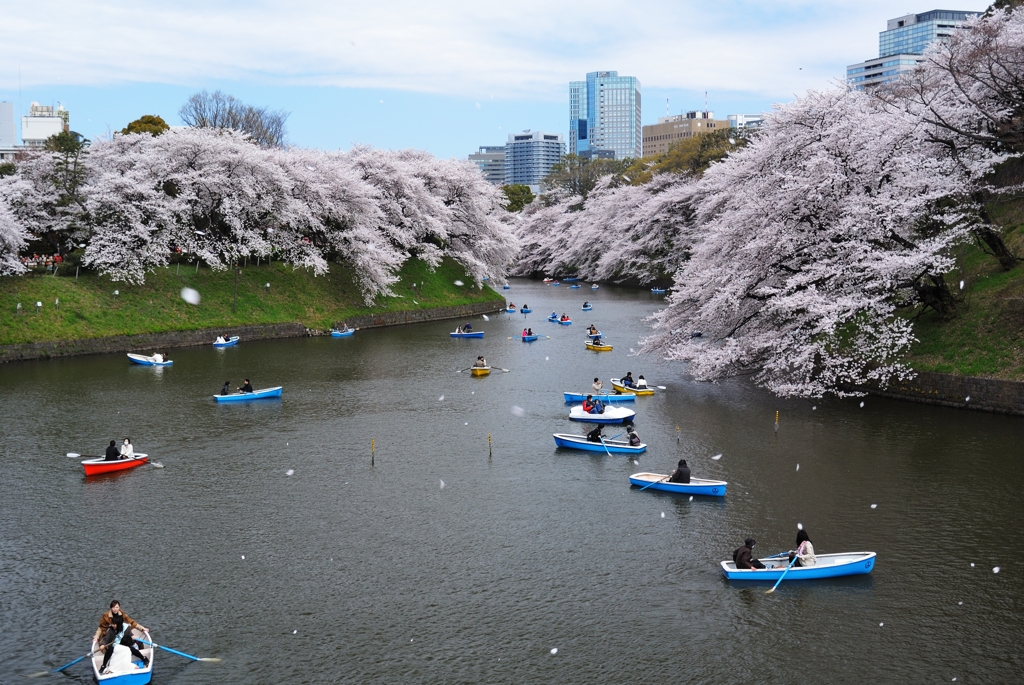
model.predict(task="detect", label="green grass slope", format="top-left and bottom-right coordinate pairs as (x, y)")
top-left (0, 258), bottom-right (503, 346)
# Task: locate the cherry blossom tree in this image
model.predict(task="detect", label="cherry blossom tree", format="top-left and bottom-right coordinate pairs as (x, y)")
top-left (0, 186), bottom-right (28, 275)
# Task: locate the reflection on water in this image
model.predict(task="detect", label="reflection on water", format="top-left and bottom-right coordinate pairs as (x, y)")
top-left (1, 279), bottom-right (1022, 683)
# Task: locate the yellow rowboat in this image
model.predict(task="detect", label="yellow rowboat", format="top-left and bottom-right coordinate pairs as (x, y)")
top-left (471, 366), bottom-right (491, 377)
top-left (585, 340), bottom-right (613, 352)
top-left (611, 378), bottom-right (654, 395)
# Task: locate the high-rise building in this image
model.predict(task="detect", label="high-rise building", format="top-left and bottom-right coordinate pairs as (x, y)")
top-left (21, 102), bottom-right (69, 148)
top-left (846, 9), bottom-right (977, 90)
top-left (642, 111), bottom-right (730, 158)
top-left (468, 145), bottom-right (507, 185)
top-left (569, 71), bottom-right (641, 160)
top-left (0, 102), bottom-right (16, 162)
top-left (504, 130), bottom-right (564, 191)
top-left (728, 114), bottom-right (765, 129)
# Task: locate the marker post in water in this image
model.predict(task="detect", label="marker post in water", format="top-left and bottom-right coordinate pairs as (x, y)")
top-left (774, 411), bottom-right (779, 435)
top-left (371, 438), bottom-right (375, 467)
top-left (488, 433), bottom-right (493, 460)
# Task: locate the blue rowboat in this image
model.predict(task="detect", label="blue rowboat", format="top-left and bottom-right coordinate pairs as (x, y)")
top-left (554, 433), bottom-right (646, 454)
top-left (568, 405), bottom-right (635, 424)
top-left (547, 316), bottom-right (559, 322)
top-left (213, 336), bottom-right (239, 348)
top-left (651, 288), bottom-right (666, 294)
top-left (522, 335), bottom-right (539, 342)
top-left (569, 285), bottom-right (581, 289)
top-left (581, 305), bottom-right (592, 311)
top-left (521, 307), bottom-right (532, 313)
top-left (503, 285), bottom-right (510, 290)
top-left (505, 307), bottom-right (516, 313)
top-left (563, 391), bottom-right (636, 403)
top-left (586, 331), bottom-right (602, 339)
top-left (331, 328), bottom-right (355, 337)
top-left (720, 552), bottom-right (877, 581)
top-left (550, 281), bottom-right (560, 286)
top-left (127, 353), bottom-right (172, 366)
top-left (213, 386), bottom-right (283, 402)
top-left (563, 277), bottom-right (579, 282)
top-left (591, 284), bottom-right (599, 289)
top-left (629, 472), bottom-right (727, 497)
top-left (91, 626), bottom-right (153, 684)
top-left (450, 331), bottom-right (484, 338)
top-left (558, 319), bottom-right (572, 325)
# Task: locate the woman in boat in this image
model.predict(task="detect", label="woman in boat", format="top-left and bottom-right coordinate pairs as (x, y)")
top-left (621, 372), bottom-right (635, 388)
top-left (105, 440), bottom-right (119, 461)
top-left (119, 438), bottom-right (134, 460)
top-left (221, 380), bottom-right (231, 395)
top-left (215, 335), bottom-right (225, 344)
top-left (238, 379), bottom-right (254, 393)
top-left (522, 328), bottom-right (529, 337)
top-left (668, 459), bottom-right (689, 482)
top-left (95, 600), bottom-right (149, 675)
top-left (560, 313), bottom-right (569, 321)
top-left (588, 324), bottom-right (598, 335)
top-left (473, 356), bottom-right (487, 368)
top-left (152, 352), bottom-right (164, 363)
top-left (455, 325), bottom-right (462, 334)
top-left (733, 538), bottom-right (767, 570)
top-left (527, 328), bottom-right (533, 336)
top-left (636, 375), bottom-right (648, 389)
top-left (788, 529), bottom-right (817, 567)
top-left (592, 377), bottom-right (603, 393)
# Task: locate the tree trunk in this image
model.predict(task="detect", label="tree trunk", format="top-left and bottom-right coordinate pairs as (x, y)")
top-left (972, 225), bottom-right (1019, 271)
top-left (914, 273), bottom-right (957, 318)
top-left (233, 266), bottom-right (239, 313)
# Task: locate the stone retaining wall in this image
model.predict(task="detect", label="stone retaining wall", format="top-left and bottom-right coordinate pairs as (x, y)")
top-left (867, 371), bottom-right (1024, 417)
top-left (0, 300), bottom-right (503, 363)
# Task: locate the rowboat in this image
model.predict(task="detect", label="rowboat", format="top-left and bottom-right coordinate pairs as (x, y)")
top-left (505, 307), bottom-right (516, 313)
top-left (470, 366), bottom-right (491, 377)
top-left (651, 288), bottom-right (666, 294)
top-left (586, 331), bottom-right (602, 339)
top-left (581, 305), bottom-right (592, 311)
top-left (213, 386), bottom-right (283, 402)
top-left (213, 336), bottom-right (239, 348)
top-left (503, 285), bottom-right (510, 290)
top-left (585, 340), bottom-right (613, 351)
top-left (522, 335), bottom-right (539, 342)
top-left (450, 331), bottom-right (485, 338)
top-left (558, 319), bottom-right (572, 325)
top-left (720, 552), bottom-right (877, 581)
top-left (521, 307), bottom-right (532, 313)
top-left (547, 316), bottom-right (559, 322)
top-left (569, 285), bottom-right (581, 289)
top-left (591, 284), bottom-right (599, 289)
top-left (554, 433), bottom-right (646, 453)
top-left (542, 278), bottom-right (554, 283)
top-left (331, 328), bottom-right (355, 337)
top-left (82, 454), bottom-right (149, 477)
top-left (563, 391), bottom-right (636, 403)
top-left (568, 405), bottom-right (636, 424)
top-left (550, 281), bottom-right (560, 286)
top-left (91, 626), bottom-right (153, 683)
top-left (563, 277), bottom-right (579, 282)
top-left (127, 353), bottom-right (172, 366)
top-left (628, 472), bottom-right (727, 496)
top-left (611, 378), bottom-right (654, 395)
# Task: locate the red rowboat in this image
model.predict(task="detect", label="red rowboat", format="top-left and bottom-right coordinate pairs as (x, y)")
top-left (82, 454), bottom-right (148, 476)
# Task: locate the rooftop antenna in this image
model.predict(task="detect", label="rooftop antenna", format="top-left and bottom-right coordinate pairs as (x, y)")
top-left (705, 91), bottom-right (708, 116)
top-left (666, 98), bottom-right (669, 117)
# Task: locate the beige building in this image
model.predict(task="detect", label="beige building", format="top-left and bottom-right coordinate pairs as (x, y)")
top-left (642, 111), bottom-right (729, 158)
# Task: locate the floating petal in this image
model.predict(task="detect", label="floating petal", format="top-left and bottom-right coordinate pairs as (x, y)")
top-left (797, 523), bottom-right (803, 530)
top-left (511, 406), bottom-right (525, 417)
top-left (871, 504), bottom-right (878, 509)
top-left (711, 454), bottom-right (722, 460)
top-left (993, 566), bottom-right (1001, 573)
top-left (454, 280), bottom-right (464, 286)
top-left (286, 469), bottom-right (294, 476)
top-left (439, 479), bottom-right (445, 489)
top-left (550, 648), bottom-right (558, 655)
top-left (180, 287), bottom-right (201, 305)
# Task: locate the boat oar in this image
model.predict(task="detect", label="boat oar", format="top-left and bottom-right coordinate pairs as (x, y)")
top-left (639, 476), bottom-right (669, 491)
top-left (26, 643), bottom-right (111, 677)
top-left (66, 452), bottom-right (101, 459)
top-left (598, 436), bottom-right (613, 457)
top-left (456, 368), bottom-right (472, 373)
top-left (494, 367), bottom-right (511, 373)
top-left (765, 554), bottom-right (799, 594)
top-left (135, 638), bottom-right (220, 662)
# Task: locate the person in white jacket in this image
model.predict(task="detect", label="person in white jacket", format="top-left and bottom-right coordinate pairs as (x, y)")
top-left (788, 529), bottom-right (816, 567)
top-left (119, 438), bottom-right (134, 460)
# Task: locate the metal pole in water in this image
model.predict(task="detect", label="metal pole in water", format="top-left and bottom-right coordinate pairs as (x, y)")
top-left (371, 438), bottom-right (375, 467)
top-left (775, 411), bottom-right (779, 435)
top-left (488, 433), bottom-right (492, 459)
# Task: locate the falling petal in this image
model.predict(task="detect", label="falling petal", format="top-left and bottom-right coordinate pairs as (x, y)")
top-left (545, 356), bottom-right (549, 361)
top-left (293, 630), bottom-right (297, 634)
top-left (711, 454), bottom-right (722, 460)
top-left (471, 391), bottom-right (475, 395)
top-left (180, 287), bottom-right (201, 305)
top-left (797, 523), bottom-right (803, 530)
top-left (689, 496), bottom-right (693, 501)
top-left (241, 555), bottom-right (245, 560)
top-left (965, 396), bottom-right (970, 402)
top-left (286, 469), bottom-right (294, 476)
top-left (958, 601), bottom-right (963, 605)
top-left (959, 280), bottom-right (964, 290)
top-left (871, 504), bottom-right (878, 509)
top-left (629, 348), bottom-right (635, 353)
top-left (796, 464), bottom-right (800, 471)
top-left (879, 623), bottom-right (884, 627)
top-left (454, 280), bottom-right (464, 286)
top-left (993, 566), bottom-right (1001, 573)
top-left (464, 422), bottom-right (468, 425)
top-left (439, 395), bottom-right (444, 401)
top-left (482, 314), bottom-right (489, 321)
top-left (511, 406), bottom-right (526, 417)
top-left (860, 401), bottom-right (865, 407)
top-left (661, 512), bottom-right (665, 518)
top-left (812, 406), bottom-right (817, 411)
top-left (550, 648), bottom-right (558, 655)
top-left (439, 479), bottom-right (445, 489)
top-left (971, 563), bottom-right (975, 567)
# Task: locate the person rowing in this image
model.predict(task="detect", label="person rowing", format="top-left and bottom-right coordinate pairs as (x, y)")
top-left (527, 328), bottom-right (533, 335)
top-left (586, 425), bottom-right (604, 443)
top-left (104, 440), bottom-right (120, 461)
top-left (668, 459), bottom-right (690, 483)
top-left (473, 356), bottom-right (487, 368)
top-left (621, 372), bottom-right (635, 388)
top-left (550, 311), bottom-right (557, 319)
top-left (463, 322), bottom-right (473, 332)
top-left (238, 379), bottom-right (254, 393)
top-left (733, 538), bottom-right (767, 570)
top-left (583, 301), bottom-right (590, 307)
top-left (95, 599), bottom-right (149, 674)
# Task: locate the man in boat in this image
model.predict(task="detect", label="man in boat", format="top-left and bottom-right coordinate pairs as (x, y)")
top-left (586, 425), bottom-right (603, 443)
top-left (592, 377), bottom-right (603, 393)
top-left (238, 379), bottom-right (254, 393)
top-left (527, 328), bottom-right (533, 336)
top-left (668, 459), bottom-right (689, 483)
top-left (627, 426), bottom-right (642, 447)
top-left (221, 381), bottom-right (231, 395)
top-left (622, 372), bottom-right (635, 388)
top-left (105, 440), bottom-right (119, 461)
top-left (733, 538), bottom-right (767, 570)
top-left (587, 324), bottom-right (598, 335)
top-left (583, 301), bottom-right (590, 308)
top-left (473, 356), bottom-right (487, 368)
top-left (550, 311), bottom-right (557, 319)
top-left (95, 600), bottom-right (149, 674)
top-left (119, 438), bottom-right (134, 460)
top-left (463, 322), bottom-right (473, 332)
top-left (582, 395), bottom-right (595, 413)
top-left (560, 313), bottom-right (569, 321)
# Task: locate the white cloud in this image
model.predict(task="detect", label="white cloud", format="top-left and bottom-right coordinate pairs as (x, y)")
top-left (0, 0), bottom-right (992, 102)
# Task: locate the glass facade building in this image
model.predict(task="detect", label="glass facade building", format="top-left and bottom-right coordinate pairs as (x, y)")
top-left (569, 71), bottom-right (641, 160)
top-left (504, 131), bottom-right (564, 189)
top-left (468, 145), bottom-right (507, 185)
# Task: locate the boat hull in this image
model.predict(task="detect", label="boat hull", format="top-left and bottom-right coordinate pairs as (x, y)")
top-left (651, 289), bottom-right (666, 294)
top-left (213, 386), bottom-right (283, 402)
top-left (470, 366), bottom-right (491, 377)
top-left (213, 336), bottom-right (240, 348)
top-left (720, 552), bottom-right (877, 580)
top-left (503, 285), bottom-right (510, 289)
top-left (581, 306), bottom-right (592, 311)
top-left (554, 433), bottom-right (645, 453)
top-left (563, 391), bottom-right (636, 403)
top-left (331, 329), bottom-right (355, 337)
top-left (82, 455), bottom-right (149, 477)
top-left (585, 341), bottom-right (612, 351)
top-left (505, 308), bottom-right (516, 313)
top-left (586, 331), bottom-right (602, 338)
top-left (522, 335), bottom-right (538, 342)
top-left (558, 320), bottom-right (572, 325)
top-left (611, 379), bottom-right (654, 395)
top-left (450, 332), bottom-right (485, 338)
top-left (92, 627), bottom-right (153, 684)
top-left (629, 472), bottom-right (727, 496)
top-left (591, 285), bottom-right (599, 289)
top-left (568, 405), bottom-right (636, 424)
top-left (521, 308), bottom-right (532, 313)
top-left (127, 354), bottom-right (172, 366)
top-left (569, 285), bottom-right (581, 289)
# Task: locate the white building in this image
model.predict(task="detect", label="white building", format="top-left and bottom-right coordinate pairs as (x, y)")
top-left (468, 145), bottom-right (506, 185)
top-left (728, 114), bottom-right (765, 129)
top-left (0, 102), bottom-right (16, 162)
top-left (21, 102), bottom-right (68, 148)
top-left (504, 130), bottom-right (564, 192)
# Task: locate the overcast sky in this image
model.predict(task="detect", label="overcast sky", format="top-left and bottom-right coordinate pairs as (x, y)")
top-left (0, 0), bottom-right (991, 157)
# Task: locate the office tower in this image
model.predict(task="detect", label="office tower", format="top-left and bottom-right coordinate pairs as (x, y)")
top-left (569, 71), bottom-right (641, 160)
top-left (0, 102), bottom-right (15, 148)
top-left (21, 102), bottom-right (69, 148)
top-left (727, 114), bottom-right (765, 129)
top-left (847, 9), bottom-right (977, 90)
top-left (503, 130), bottom-right (564, 191)
top-left (642, 110), bottom-right (730, 158)
top-left (468, 145), bottom-right (507, 185)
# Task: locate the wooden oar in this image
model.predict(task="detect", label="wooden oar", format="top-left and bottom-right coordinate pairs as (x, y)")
top-left (494, 367), bottom-right (511, 373)
top-left (456, 368), bottom-right (473, 373)
top-left (765, 554), bottom-right (799, 594)
top-left (135, 638), bottom-right (221, 662)
top-left (639, 476), bottom-right (669, 491)
top-left (66, 452), bottom-right (101, 459)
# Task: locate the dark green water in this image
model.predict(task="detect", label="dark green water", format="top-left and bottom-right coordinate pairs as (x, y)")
top-left (1, 279), bottom-right (1022, 683)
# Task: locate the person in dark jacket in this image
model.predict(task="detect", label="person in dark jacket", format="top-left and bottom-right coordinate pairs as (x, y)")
top-left (668, 459), bottom-right (690, 483)
top-left (733, 538), bottom-right (766, 570)
top-left (627, 426), bottom-right (642, 447)
top-left (104, 440), bottom-right (119, 461)
top-left (238, 379), bottom-right (254, 393)
top-left (221, 381), bottom-right (231, 396)
top-left (586, 425), bottom-right (603, 443)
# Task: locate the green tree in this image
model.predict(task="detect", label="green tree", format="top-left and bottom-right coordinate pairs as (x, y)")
top-left (542, 154), bottom-right (631, 205)
top-left (121, 114), bottom-right (170, 136)
top-left (501, 184), bottom-right (535, 212)
top-left (36, 131), bottom-right (91, 250)
top-left (0, 162), bottom-right (15, 177)
top-left (623, 129), bottom-right (747, 184)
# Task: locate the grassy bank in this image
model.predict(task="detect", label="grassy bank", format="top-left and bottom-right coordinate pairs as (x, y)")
top-left (904, 198), bottom-right (1024, 381)
top-left (0, 258), bottom-right (503, 346)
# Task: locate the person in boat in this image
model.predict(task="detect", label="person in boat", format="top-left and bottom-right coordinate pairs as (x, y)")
top-left (508, 303), bottom-right (515, 309)
top-left (592, 377), bottom-right (603, 393)
top-left (95, 600), bottom-right (149, 674)
top-left (636, 375), bottom-right (648, 389)
top-left (238, 379), bottom-right (254, 393)
top-left (591, 335), bottom-right (604, 345)
top-left (587, 324), bottom-right (598, 335)
top-left (473, 356), bottom-right (487, 368)
top-left (215, 335), bottom-right (226, 344)
top-left (527, 328), bottom-right (533, 336)
top-left (463, 322), bottom-right (473, 332)
top-left (582, 395), bottom-right (598, 413)
top-left (733, 538), bottom-right (767, 570)
top-left (455, 325), bottom-right (462, 334)
top-left (105, 440), bottom-right (120, 461)
top-left (621, 372), bottom-right (635, 388)
top-left (627, 426), bottom-right (642, 447)
top-left (221, 381), bottom-right (231, 396)
top-left (583, 301), bottom-right (590, 307)
top-left (668, 459), bottom-right (690, 483)
top-left (523, 304), bottom-right (529, 310)
top-left (119, 438), bottom-right (134, 460)
top-left (586, 425), bottom-right (603, 443)
top-left (788, 529), bottom-right (817, 567)
top-left (152, 353), bottom-right (163, 363)
top-left (550, 311), bottom-right (557, 319)
top-left (522, 328), bottom-right (529, 337)
top-left (560, 313), bottom-right (569, 321)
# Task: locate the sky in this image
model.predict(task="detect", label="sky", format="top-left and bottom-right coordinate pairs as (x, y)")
top-left (0, 0), bottom-right (992, 159)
